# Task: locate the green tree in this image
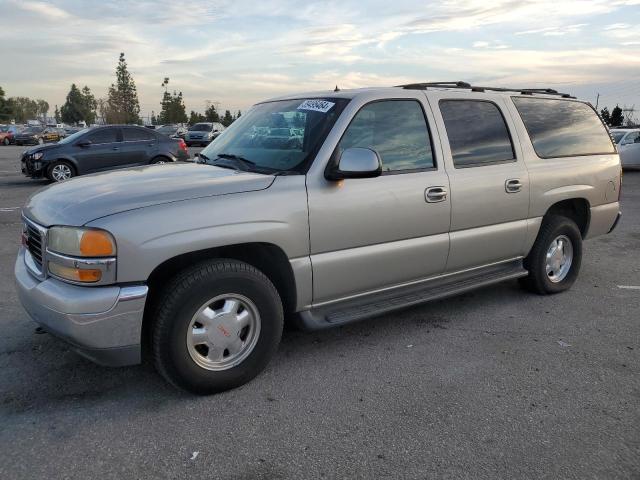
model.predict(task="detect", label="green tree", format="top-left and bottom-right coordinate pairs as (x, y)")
top-left (6, 97), bottom-right (39, 123)
top-left (222, 109), bottom-right (234, 127)
top-left (204, 104), bottom-right (220, 123)
top-left (235, 110), bottom-right (241, 120)
top-left (0, 86), bottom-right (11, 122)
top-left (54, 105), bottom-right (60, 123)
top-left (80, 86), bottom-right (97, 124)
top-left (158, 78), bottom-right (188, 124)
top-left (189, 110), bottom-right (205, 124)
top-left (610, 105), bottom-right (624, 127)
top-left (60, 84), bottom-right (85, 124)
top-left (600, 107), bottom-right (611, 125)
top-left (106, 52), bottom-right (141, 124)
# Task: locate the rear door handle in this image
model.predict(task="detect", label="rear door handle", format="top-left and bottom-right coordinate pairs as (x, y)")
top-left (505, 178), bottom-right (523, 193)
top-left (112, 146), bottom-right (119, 151)
top-left (425, 186), bottom-right (448, 203)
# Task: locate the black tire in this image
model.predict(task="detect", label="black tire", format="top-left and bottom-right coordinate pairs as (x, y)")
top-left (38, 137), bottom-right (44, 145)
top-left (520, 215), bottom-right (582, 294)
top-left (46, 160), bottom-right (76, 182)
top-left (152, 259), bottom-right (284, 394)
top-left (2, 138), bottom-right (9, 146)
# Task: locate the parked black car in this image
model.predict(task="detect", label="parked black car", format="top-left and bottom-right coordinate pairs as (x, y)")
top-left (21, 125), bottom-right (190, 182)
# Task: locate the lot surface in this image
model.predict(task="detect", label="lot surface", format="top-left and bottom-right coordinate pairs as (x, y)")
top-left (0, 144), bottom-right (638, 479)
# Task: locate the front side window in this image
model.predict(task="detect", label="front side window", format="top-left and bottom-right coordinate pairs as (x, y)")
top-left (200, 98), bottom-right (349, 173)
top-left (440, 100), bottom-right (515, 167)
top-left (338, 100), bottom-right (435, 172)
top-left (86, 128), bottom-right (118, 144)
top-left (512, 97), bottom-right (615, 158)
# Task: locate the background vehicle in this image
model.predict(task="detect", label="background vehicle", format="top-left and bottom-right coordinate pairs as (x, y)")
top-left (156, 124), bottom-right (188, 139)
top-left (20, 125), bottom-right (189, 181)
top-left (185, 122), bottom-right (225, 146)
top-left (0, 124), bottom-right (22, 145)
top-left (15, 126), bottom-right (50, 145)
top-left (64, 126), bottom-right (82, 136)
top-left (15, 84), bottom-right (621, 394)
top-left (611, 128), bottom-right (640, 169)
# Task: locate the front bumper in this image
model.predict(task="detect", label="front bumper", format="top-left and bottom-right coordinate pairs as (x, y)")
top-left (21, 155), bottom-right (46, 178)
top-left (15, 248), bottom-right (147, 366)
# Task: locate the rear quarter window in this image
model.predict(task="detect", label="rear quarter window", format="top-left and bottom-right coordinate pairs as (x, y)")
top-left (512, 97), bottom-right (615, 158)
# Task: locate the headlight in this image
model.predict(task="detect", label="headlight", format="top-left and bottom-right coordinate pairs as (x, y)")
top-left (48, 227), bottom-right (116, 257)
top-left (31, 152), bottom-right (44, 160)
top-left (46, 227), bottom-right (116, 284)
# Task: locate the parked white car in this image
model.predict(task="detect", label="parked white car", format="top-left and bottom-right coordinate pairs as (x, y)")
top-left (611, 128), bottom-right (640, 169)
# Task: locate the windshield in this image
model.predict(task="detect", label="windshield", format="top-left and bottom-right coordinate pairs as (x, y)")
top-left (189, 123), bottom-right (213, 132)
top-left (200, 98), bottom-right (349, 173)
top-left (612, 131), bottom-right (626, 144)
top-left (157, 125), bottom-right (177, 134)
top-left (23, 127), bottom-right (43, 134)
top-left (59, 128), bottom-right (89, 144)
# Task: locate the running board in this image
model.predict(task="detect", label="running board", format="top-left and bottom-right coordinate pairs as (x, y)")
top-left (296, 260), bottom-right (528, 330)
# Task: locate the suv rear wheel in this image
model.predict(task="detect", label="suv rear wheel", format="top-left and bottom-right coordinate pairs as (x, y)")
top-left (520, 215), bottom-right (583, 294)
top-left (152, 259), bottom-right (284, 394)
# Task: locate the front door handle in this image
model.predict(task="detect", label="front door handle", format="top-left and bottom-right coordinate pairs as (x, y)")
top-left (112, 147), bottom-right (119, 151)
top-left (505, 178), bottom-right (523, 193)
top-left (425, 186), bottom-right (448, 203)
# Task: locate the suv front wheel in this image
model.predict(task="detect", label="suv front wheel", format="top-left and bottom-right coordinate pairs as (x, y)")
top-left (152, 259), bottom-right (284, 394)
top-left (520, 215), bottom-right (583, 294)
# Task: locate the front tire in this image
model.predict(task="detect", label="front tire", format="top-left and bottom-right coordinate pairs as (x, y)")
top-left (152, 259), bottom-right (284, 394)
top-left (38, 137), bottom-right (44, 145)
top-left (47, 161), bottom-right (75, 182)
top-left (520, 215), bottom-right (582, 294)
top-left (2, 138), bottom-right (9, 146)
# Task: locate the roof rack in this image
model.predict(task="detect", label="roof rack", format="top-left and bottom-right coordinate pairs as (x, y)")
top-left (395, 81), bottom-right (575, 99)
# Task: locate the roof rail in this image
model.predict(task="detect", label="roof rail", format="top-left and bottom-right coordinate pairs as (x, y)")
top-left (396, 81), bottom-right (575, 99)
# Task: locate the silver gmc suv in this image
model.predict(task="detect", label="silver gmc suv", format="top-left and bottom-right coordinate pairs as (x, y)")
top-left (15, 82), bottom-right (622, 394)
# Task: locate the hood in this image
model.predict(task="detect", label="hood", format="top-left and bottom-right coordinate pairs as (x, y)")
top-left (23, 162), bottom-right (275, 226)
top-left (23, 143), bottom-right (61, 155)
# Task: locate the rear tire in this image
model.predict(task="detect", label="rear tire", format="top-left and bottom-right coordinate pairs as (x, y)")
top-left (152, 259), bottom-right (284, 394)
top-left (519, 215), bottom-right (582, 294)
top-left (150, 156), bottom-right (171, 164)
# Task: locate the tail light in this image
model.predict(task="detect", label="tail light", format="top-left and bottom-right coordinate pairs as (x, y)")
top-left (178, 139), bottom-right (187, 152)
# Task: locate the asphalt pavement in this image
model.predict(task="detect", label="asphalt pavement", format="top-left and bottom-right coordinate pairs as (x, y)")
top-left (0, 145), bottom-right (638, 479)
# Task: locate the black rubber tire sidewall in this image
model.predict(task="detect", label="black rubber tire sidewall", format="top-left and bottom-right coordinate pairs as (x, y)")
top-left (522, 215), bottom-right (583, 294)
top-left (153, 260), bottom-right (283, 394)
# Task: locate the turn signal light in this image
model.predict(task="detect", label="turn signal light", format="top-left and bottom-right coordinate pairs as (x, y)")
top-left (49, 262), bottom-right (102, 283)
top-left (79, 230), bottom-right (115, 256)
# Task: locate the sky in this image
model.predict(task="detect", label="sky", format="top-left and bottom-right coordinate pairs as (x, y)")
top-left (1, 0), bottom-right (639, 120)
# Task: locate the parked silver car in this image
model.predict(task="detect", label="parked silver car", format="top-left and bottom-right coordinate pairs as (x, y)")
top-left (185, 122), bottom-right (225, 146)
top-left (611, 128), bottom-right (640, 169)
top-left (15, 83), bottom-right (621, 393)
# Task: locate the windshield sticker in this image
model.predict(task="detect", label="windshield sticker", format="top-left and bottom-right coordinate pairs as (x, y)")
top-left (297, 99), bottom-right (335, 113)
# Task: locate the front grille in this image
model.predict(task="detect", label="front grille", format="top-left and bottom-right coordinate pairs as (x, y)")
top-left (26, 224), bottom-right (44, 271)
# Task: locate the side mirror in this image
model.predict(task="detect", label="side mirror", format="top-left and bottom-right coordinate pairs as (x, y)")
top-left (325, 147), bottom-right (382, 181)
top-left (77, 140), bottom-right (92, 148)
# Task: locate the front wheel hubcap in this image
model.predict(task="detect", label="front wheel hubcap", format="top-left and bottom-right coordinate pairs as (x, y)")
top-left (545, 235), bottom-right (573, 283)
top-left (186, 294), bottom-right (261, 371)
top-left (51, 164), bottom-right (72, 181)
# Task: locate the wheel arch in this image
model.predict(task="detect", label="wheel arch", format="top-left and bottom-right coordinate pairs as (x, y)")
top-left (544, 198), bottom-right (590, 238)
top-left (141, 242), bottom-right (297, 357)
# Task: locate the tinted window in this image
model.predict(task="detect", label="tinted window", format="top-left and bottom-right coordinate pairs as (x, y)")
top-left (513, 97), bottom-right (615, 158)
top-left (339, 100), bottom-right (434, 172)
top-left (123, 128), bottom-right (155, 141)
top-left (612, 131), bottom-right (626, 144)
top-left (189, 123), bottom-right (213, 132)
top-left (86, 128), bottom-right (118, 144)
top-left (440, 100), bottom-right (515, 167)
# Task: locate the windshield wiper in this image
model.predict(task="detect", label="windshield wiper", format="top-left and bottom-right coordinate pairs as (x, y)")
top-left (213, 153), bottom-right (256, 171)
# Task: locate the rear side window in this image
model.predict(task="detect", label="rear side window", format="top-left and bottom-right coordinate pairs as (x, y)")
top-left (439, 100), bottom-right (515, 167)
top-left (339, 100), bottom-right (435, 172)
top-left (86, 129), bottom-right (118, 144)
top-left (512, 97), bottom-right (615, 158)
top-left (123, 128), bottom-right (155, 141)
